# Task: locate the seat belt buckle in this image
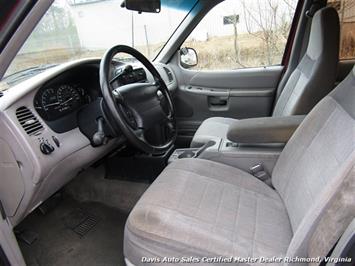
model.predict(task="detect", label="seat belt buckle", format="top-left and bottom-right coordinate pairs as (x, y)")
top-left (249, 164), bottom-right (270, 182)
top-left (250, 164), bottom-right (263, 175)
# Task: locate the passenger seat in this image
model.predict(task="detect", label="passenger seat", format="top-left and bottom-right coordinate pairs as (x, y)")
top-left (191, 6), bottom-right (340, 147)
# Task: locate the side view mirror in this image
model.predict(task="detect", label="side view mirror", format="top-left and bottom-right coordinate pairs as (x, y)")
top-left (180, 47), bottom-right (198, 69)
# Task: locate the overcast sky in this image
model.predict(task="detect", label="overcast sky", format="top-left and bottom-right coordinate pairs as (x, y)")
top-left (71, 0), bottom-right (297, 49)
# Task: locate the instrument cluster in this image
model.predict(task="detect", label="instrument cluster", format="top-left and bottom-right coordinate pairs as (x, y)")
top-left (34, 84), bottom-right (92, 121)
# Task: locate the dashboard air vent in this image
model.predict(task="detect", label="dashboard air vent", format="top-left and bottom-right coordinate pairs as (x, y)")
top-left (16, 106), bottom-right (44, 136)
top-left (0, 91), bottom-right (3, 98)
top-left (163, 67), bottom-right (174, 83)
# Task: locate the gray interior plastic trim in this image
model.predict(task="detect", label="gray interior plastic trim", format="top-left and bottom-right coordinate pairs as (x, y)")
top-left (0, 216), bottom-right (26, 266)
top-left (182, 85), bottom-right (275, 97)
top-left (0, 58), bottom-right (99, 111)
top-left (0, 1), bottom-right (54, 80)
top-left (186, 66), bottom-right (284, 88)
top-left (200, 142), bottom-right (282, 174)
top-left (0, 139), bottom-right (25, 217)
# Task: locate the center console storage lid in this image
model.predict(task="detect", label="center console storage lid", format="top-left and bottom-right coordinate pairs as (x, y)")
top-left (227, 115), bottom-right (305, 144)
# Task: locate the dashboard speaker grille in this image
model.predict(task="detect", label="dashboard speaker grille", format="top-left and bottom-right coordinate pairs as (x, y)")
top-left (16, 106), bottom-right (44, 136)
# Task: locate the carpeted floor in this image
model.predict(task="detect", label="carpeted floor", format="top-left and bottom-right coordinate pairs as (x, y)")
top-left (17, 198), bottom-right (128, 266)
top-left (64, 166), bottom-right (149, 212)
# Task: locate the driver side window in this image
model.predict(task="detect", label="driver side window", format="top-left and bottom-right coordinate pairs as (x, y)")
top-left (181, 0), bottom-right (299, 70)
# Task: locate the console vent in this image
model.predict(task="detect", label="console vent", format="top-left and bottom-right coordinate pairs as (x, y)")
top-left (163, 67), bottom-right (174, 83)
top-left (16, 106), bottom-right (43, 136)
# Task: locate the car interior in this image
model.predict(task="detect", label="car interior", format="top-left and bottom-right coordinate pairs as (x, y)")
top-left (0, 0), bottom-right (354, 265)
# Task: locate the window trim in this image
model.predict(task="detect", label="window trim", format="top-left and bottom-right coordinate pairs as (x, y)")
top-left (281, 0), bottom-right (306, 66)
top-left (0, 0), bottom-right (38, 54)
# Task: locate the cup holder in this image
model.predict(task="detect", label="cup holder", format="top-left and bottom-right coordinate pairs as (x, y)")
top-left (178, 150), bottom-right (196, 159)
top-left (168, 140), bottom-right (220, 164)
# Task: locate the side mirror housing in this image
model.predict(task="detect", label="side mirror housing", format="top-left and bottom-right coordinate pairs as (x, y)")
top-left (180, 47), bottom-right (198, 69)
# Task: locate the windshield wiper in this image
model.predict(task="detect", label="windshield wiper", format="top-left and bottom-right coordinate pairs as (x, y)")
top-left (2, 64), bottom-right (57, 87)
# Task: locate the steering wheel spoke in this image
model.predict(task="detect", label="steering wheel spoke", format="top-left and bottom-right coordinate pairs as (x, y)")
top-left (112, 88), bottom-right (124, 103)
top-left (133, 128), bottom-right (145, 139)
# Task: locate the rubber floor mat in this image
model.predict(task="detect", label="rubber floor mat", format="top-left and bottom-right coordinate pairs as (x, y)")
top-left (17, 198), bottom-right (128, 266)
top-left (64, 208), bottom-right (99, 237)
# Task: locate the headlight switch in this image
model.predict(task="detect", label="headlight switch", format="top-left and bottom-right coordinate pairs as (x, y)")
top-left (40, 140), bottom-right (55, 155)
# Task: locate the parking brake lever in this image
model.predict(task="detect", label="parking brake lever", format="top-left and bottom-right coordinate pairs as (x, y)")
top-left (195, 140), bottom-right (215, 157)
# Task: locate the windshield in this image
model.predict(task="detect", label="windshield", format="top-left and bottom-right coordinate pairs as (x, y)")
top-left (1, 0), bottom-right (195, 89)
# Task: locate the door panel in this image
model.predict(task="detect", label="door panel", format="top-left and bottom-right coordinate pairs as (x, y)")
top-left (170, 57), bottom-right (284, 146)
top-left (163, 0), bottom-right (300, 147)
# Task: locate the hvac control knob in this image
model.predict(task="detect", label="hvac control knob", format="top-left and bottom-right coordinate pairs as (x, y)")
top-left (40, 142), bottom-right (55, 155)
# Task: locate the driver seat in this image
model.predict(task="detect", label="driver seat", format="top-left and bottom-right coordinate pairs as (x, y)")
top-left (124, 67), bottom-right (355, 265)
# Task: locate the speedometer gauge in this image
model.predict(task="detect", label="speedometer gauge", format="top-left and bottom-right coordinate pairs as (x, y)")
top-left (41, 88), bottom-right (60, 113)
top-left (57, 85), bottom-right (81, 112)
top-left (34, 83), bottom-right (91, 122)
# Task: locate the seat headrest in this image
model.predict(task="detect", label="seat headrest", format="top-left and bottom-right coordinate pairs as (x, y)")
top-left (306, 6), bottom-right (340, 60)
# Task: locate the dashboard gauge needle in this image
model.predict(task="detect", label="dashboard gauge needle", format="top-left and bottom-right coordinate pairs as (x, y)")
top-left (61, 97), bottom-right (73, 105)
top-left (43, 102), bottom-right (60, 107)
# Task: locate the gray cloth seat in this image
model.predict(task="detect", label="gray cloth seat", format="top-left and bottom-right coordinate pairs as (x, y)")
top-left (124, 159), bottom-right (293, 263)
top-left (124, 66), bottom-right (355, 265)
top-left (191, 7), bottom-right (340, 148)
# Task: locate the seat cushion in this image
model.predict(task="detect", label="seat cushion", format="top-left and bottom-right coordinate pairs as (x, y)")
top-left (191, 117), bottom-right (236, 147)
top-left (124, 159), bottom-right (293, 265)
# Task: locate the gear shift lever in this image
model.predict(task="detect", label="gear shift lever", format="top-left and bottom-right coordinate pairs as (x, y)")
top-left (93, 117), bottom-right (106, 146)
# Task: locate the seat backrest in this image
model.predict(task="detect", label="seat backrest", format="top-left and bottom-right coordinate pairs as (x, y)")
top-left (272, 66), bottom-right (355, 260)
top-left (272, 7), bottom-right (340, 117)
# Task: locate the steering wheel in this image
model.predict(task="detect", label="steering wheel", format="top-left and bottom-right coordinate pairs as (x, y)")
top-left (99, 45), bottom-right (176, 154)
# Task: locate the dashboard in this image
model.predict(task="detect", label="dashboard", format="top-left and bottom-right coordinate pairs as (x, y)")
top-left (33, 64), bottom-right (101, 132)
top-left (0, 58), bottom-right (177, 226)
top-left (32, 63), bottom-right (153, 133)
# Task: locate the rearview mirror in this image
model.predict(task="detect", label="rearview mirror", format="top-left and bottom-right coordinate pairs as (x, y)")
top-left (121, 0), bottom-right (161, 13)
top-left (180, 47), bottom-right (198, 69)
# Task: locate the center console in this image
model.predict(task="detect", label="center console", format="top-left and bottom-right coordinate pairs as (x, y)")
top-left (169, 115), bottom-right (304, 175)
top-left (168, 140), bottom-right (219, 163)
top-left (169, 137), bottom-right (283, 175)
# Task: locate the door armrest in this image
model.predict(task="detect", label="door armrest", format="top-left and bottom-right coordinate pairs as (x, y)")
top-left (227, 115), bottom-right (305, 144)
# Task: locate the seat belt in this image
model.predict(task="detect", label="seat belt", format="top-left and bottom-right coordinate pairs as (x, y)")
top-left (249, 164), bottom-right (272, 187)
top-left (0, 200), bottom-right (6, 220)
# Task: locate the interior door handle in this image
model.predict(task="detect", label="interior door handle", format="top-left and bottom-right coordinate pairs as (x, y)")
top-left (208, 96), bottom-right (228, 106)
